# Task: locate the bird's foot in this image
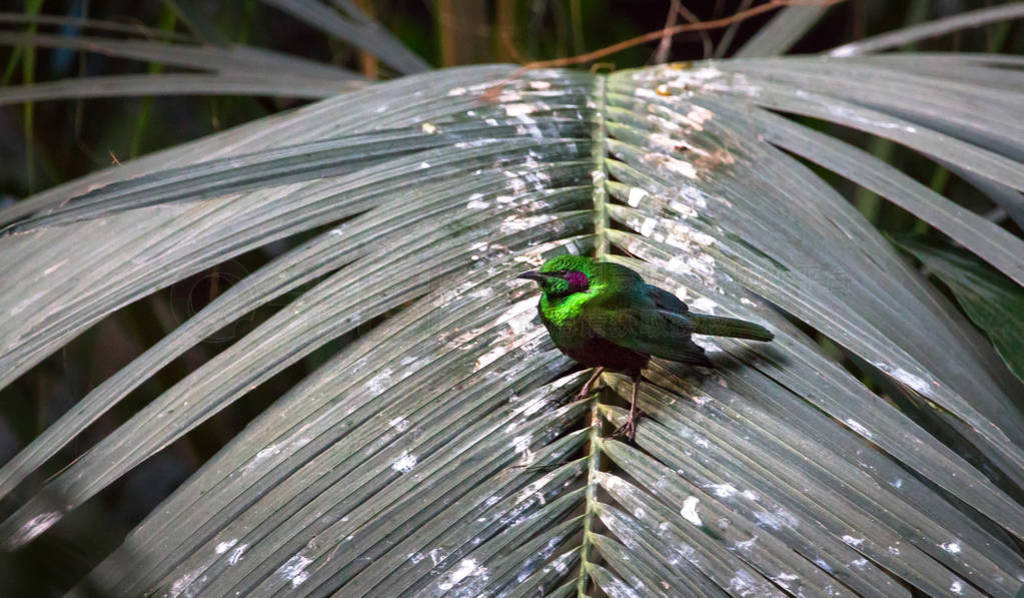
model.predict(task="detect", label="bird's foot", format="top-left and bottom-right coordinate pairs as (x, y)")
top-left (557, 385), bottom-right (594, 407)
top-left (612, 420), bottom-right (636, 442)
top-left (574, 367), bottom-right (605, 401)
top-left (611, 408), bottom-right (646, 442)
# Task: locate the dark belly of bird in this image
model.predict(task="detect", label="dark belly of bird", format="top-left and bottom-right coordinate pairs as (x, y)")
top-left (562, 336), bottom-right (649, 376)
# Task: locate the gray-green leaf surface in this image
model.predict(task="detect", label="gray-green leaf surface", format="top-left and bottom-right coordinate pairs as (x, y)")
top-left (1, 56), bottom-right (1022, 598)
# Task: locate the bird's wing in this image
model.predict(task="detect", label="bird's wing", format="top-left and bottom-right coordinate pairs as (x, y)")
top-left (644, 284), bottom-right (689, 314)
top-left (592, 263), bottom-right (687, 314)
top-left (586, 307), bottom-right (711, 366)
top-left (593, 261), bottom-right (647, 289)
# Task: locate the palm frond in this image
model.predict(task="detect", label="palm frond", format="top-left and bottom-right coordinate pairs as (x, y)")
top-left (829, 4), bottom-right (1024, 57)
top-left (1, 52), bottom-right (1022, 598)
top-left (261, 0), bottom-right (429, 74)
top-left (897, 237), bottom-right (1024, 384)
top-left (733, 4), bottom-right (834, 58)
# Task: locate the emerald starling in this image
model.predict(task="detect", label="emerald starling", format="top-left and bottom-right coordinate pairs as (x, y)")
top-left (518, 255), bottom-right (773, 440)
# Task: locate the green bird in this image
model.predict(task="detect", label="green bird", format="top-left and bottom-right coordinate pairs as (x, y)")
top-left (518, 254), bottom-right (773, 440)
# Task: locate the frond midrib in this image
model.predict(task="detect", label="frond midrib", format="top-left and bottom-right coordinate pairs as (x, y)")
top-left (575, 71), bottom-right (610, 598)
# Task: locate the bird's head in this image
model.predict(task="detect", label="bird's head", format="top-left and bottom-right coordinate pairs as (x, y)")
top-left (517, 254), bottom-right (594, 298)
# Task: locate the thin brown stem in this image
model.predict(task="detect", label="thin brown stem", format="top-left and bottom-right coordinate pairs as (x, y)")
top-left (480, 0), bottom-right (845, 100)
top-left (522, 0), bottom-right (847, 70)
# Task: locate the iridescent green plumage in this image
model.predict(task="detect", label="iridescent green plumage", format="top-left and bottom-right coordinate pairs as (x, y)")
top-left (518, 254), bottom-right (773, 439)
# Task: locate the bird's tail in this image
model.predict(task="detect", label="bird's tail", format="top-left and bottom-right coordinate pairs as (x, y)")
top-left (689, 314), bottom-right (773, 341)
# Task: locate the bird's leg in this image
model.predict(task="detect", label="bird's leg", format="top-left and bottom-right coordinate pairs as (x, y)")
top-left (576, 367), bottom-right (605, 400)
top-left (613, 375), bottom-right (644, 442)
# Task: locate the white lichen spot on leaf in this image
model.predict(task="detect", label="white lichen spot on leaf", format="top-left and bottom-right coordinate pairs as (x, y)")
top-left (754, 508), bottom-right (798, 531)
top-left (470, 297), bottom-right (542, 371)
top-left (364, 368), bottom-right (394, 395)
top-left (227, 543), bottom-right (248, 566)
top-left (429, 546), bottom-right (449, 566)
top-left (727, 570), bottom-right (766, 597)
top-left (169, 568), bottom-right (206, 598)
top-left (503, 103), bottom-right (536, 118)
top-left (684, 105), bottom-right (714, 130)
top-left (680, 496), bottom-right (702, 526)
top-left (733, 535), bottom-right (757, 551)
top-left (499, 213), bottom-right (558, 236)
top-left (512, 434), bottom-right (535, 466)
top-left (704, 482), bottom-right (737, 498)
top-left (438, 558), bottom-right (489, 592)
top-left (771, 572), bottom-right (799, 590)
top-left (277, 554), bottom-right (312, 588)
top-left (391, 451), bottom-right (418, 473)
top-left (689, 296), bottom-right (717, 314)
top-left (627, 187), bottom-right (649, 207)
top-left (465, 192), bottom-right (488, 210)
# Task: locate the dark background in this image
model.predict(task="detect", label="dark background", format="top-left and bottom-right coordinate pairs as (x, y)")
top-left (0, 1), bottom-right (1019, 594)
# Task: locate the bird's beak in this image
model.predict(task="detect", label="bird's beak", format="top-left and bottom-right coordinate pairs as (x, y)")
top-left (516, 270), bottom-right (548, 282)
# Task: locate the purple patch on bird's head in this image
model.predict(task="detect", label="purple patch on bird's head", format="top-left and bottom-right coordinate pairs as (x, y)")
top-left (564, 270), bottom-right (589, 293)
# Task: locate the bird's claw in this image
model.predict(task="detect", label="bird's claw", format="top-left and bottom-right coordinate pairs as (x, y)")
top-left (557, 386), bottom-right (593, 407)
top-left (611, 408), bottom-right (645, 442)
top-left (612, 420), bottom-right (636, 442)
top-left (574, 367), bottom-right (605, 402)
